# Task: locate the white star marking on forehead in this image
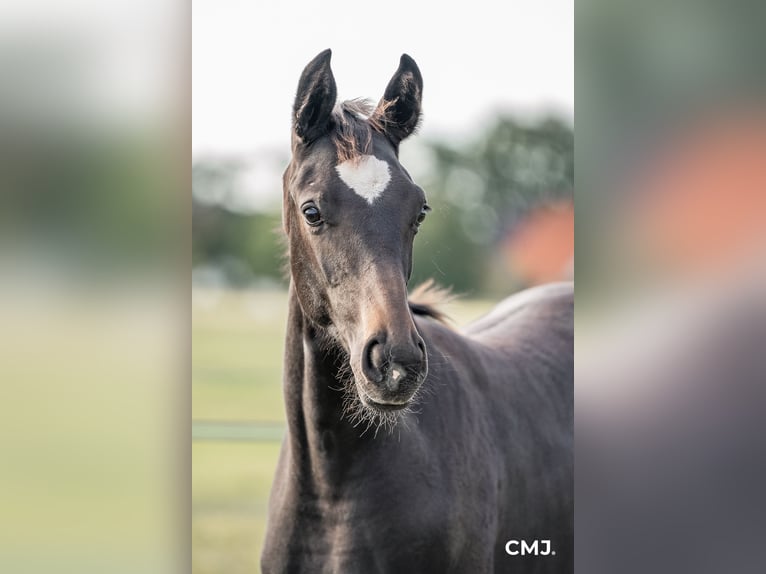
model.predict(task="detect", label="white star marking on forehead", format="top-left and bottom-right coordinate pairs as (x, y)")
top-left (335, 155), bottom-right (391, 204)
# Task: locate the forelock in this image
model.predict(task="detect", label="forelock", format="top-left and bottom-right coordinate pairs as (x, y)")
top-left (330, 99), bottom-right (393, 162)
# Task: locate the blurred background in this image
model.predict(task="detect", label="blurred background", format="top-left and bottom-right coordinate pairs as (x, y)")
top-left (0, 0), bottom-right (186, 573)
top-left (576, 1), bottom-right (766, 573)
top-left (192, 1), bottom-right (573, 572)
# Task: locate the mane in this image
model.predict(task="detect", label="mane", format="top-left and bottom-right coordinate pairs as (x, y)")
top-left (330, 98), bottom-right (394, 162)
top-left (408, 279), bottom-right (454, 325)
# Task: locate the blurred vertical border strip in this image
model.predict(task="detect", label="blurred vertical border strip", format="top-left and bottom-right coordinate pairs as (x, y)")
top-left (0, 0), bottom-right (189, 573)
top-left (577, 1), bottom-right (766, 573)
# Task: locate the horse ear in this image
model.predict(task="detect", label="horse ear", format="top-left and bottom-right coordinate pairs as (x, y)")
top-left (293, 49), bottom-right (337, 144)
top-left (374, 54), bottom-right (423, 146)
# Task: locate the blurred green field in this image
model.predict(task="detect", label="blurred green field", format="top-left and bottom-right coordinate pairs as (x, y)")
top-left (192, 288), bottom-right (495, 574)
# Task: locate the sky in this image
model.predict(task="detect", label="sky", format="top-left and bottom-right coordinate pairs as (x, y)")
top-left (193, 0), bottom-right (573, 157)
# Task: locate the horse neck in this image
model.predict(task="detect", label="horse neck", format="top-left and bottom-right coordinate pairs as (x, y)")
top-left (282, 282), bottom-right (366, 482)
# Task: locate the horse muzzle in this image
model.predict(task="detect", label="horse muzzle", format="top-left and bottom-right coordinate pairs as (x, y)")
top-left (356, 335), bottom-right (428, 409)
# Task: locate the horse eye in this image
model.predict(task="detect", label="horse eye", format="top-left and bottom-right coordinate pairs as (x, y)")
top-left (416, 205), bottom-right (430, 225)
top-left (302, 205), bottom-right (322, 226)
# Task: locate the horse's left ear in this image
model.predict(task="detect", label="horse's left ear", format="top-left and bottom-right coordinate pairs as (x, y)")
top-left (373, 54), bottom-right (423, 147)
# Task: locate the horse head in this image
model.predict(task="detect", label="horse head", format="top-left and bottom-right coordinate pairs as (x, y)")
top-left (283, 49), bottom-right (429, 412)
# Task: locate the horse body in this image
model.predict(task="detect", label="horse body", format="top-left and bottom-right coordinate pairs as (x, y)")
top-left (261, 50), bottom-right (573, 573)
top-left (263, 284), bottom-right (572, 574)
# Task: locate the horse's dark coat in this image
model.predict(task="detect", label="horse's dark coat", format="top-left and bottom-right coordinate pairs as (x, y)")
top-left (261, 49), bottom-right (573, 574)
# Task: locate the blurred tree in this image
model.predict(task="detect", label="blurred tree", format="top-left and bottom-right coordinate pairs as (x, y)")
top-left (192, 200), bottom-right (283, 287)
top-left (192, 159), bottom-right (284, 288)
top-left (412, 116), bottom-right (573, 295)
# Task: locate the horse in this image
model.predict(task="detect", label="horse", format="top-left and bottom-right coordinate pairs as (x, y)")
top-left (261, 49), bottom-right (573, 574)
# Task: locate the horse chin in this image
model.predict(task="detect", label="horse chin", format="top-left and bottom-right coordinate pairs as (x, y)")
top-left (353, 379), bottom-right (414, 413)
top-left (344, 368), bottom-right (419, 429)
top-left (358, 390), bottom-right (411, 412)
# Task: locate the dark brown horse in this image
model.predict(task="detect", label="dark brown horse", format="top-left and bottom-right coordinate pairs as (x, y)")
top-left (261, 49), bottom-right (573, 574)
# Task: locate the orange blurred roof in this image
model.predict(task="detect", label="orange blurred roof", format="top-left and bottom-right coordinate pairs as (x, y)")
top-left (502, 199), bottom-right (574, 286)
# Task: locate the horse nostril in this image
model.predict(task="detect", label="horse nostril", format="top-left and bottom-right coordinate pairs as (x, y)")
top-left (371, 342), bottom-right (386, 373)
top-left (362, 334), bottom-right (425, 387)
top-left (362, 338), bottom-right (386, 383)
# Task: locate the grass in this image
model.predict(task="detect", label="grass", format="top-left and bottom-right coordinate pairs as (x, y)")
top-left (193, 290), bottom-right (287, 422)
top-left (192, 288), bottom-right (495, 574)
top-left (192, 442), bottom-right (280, 574)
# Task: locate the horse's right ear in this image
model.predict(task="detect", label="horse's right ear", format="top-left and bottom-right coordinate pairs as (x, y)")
top-left (293, 49), bottom-right (337, 144)
top-left (373, 54), bottom-right (423, 147)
